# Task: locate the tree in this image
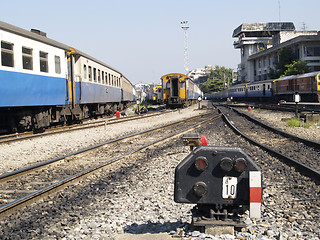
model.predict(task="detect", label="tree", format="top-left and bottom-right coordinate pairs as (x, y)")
top-left (268, 48), bottom-right (296, 79)
top-left (201, 65), bottom-right (233, 93)
top-left (283, 61), bottom-right (311, 76)
top-left (200, 78), bottom-right (224, 93)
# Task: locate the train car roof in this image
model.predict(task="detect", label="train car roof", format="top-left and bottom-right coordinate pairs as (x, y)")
top-left (69, 47), bottom-right (126, 76)
top-left (229, 83), bottom-right (247, 89)
top-left (153, 85), bottom-right (162, 89)
top-left (0, 20), bottom-right (70, 51)
top-left (161, 73), bottom-right (188, 80)
top-left (249, 79), bottom-right (274, 84)
top-left (275, 71), bottom-right (320, 81)
top-left (0, 21), bottom-right (132, 84)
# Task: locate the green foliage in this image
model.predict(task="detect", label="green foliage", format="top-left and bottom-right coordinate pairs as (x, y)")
top-left (286, 118), bottom-right (301, 127)
top-left (268, 48), bottom-right (296, 79)
top-left (283, 61), bottom-right (311, 76)
top-left (201, 65), bottom-right (233, 93)
top-left (200, 78), bottom-right (224, 93)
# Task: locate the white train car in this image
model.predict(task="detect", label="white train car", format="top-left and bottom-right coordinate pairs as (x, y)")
top-left (0, 20), bottom-right (134, 132)
top-left (0, 21), bottom-right (70, 130)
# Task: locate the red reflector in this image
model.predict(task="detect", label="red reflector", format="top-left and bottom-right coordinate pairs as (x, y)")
top-left (200, 135), bottom-right (208, 146)
top-left (234, 158), bottom-right (247, 172)
top-left (195, 157), bottom-right (208, 171)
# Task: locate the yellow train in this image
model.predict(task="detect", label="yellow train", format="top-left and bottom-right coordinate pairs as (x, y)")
top-left (152, 85), bottom-right (162, 103)
top-left (160, 73), bottom-right (202, 107)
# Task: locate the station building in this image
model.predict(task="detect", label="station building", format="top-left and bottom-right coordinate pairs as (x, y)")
top-left (233, 22), bottom-right (320, 82)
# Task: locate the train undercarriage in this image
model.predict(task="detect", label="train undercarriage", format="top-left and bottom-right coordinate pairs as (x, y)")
top-left (0, 102), bottom-right (130, 133)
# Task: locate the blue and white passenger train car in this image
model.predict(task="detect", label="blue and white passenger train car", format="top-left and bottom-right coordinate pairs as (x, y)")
top-left (0, 23), bottom-right (69, 107)
top-left (209, 79), bottom-right (273, 102)
top-left (0, 21), bottom-right (134, 132)
top-left (70, 48), bottom-right (133, 117)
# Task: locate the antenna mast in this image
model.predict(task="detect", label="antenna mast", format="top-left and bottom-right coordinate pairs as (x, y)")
top-left (278, 0), bottom-right (281, 21)
top-left (181, 21), bottom-right (190, 74)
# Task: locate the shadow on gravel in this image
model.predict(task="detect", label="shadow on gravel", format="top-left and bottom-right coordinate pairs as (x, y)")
top-left (0, 140), bottom-right (183, 239)
top-left (123, 220), bottom-right (186, 234)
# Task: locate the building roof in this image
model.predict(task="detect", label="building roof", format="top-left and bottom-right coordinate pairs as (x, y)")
top-left (232, 22), bottom-right (295, 37)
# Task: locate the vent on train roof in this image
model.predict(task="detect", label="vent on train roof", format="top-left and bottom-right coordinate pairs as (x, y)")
top-left (30, 29), bottom-right (47, 37)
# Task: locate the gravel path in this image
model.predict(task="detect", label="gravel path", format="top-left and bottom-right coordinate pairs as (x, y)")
top-left (0, 105), bottom-right (203, 175)
top-left (243, 107), bottom-right (320, 142)
top-left (0, 102), bottom-right (319, 240)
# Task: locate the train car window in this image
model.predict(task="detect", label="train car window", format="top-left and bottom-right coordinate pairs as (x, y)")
top-left (22, 47), bottom-right (33, 70)
top-left (98, 69), bottom-right (101, 83)
top-left (88, 66), bottom-right (92, 81)
top-left (1, 41), bottom-right (14, 67)
top-left (83, 65), bottom-right (87, 79)
top-left (39, 51), bottom-right (48, 72)
top-left (93, 68), bottom-right (96, 82)
top-left (102, 71), bottom-right (104, 84)
top-left (55, 56), bottom-right (61, 74)
top-left (105, 73), bottom-right (108, 85)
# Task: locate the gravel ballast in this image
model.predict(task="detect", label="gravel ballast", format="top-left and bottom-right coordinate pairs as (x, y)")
top-left (0, 103), bottom-right (319, 240)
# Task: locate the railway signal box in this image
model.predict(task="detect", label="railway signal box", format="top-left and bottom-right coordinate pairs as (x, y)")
top-left (174, 146), bottom-right (262, 227)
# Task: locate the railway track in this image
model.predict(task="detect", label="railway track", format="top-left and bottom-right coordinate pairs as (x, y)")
top-left (224, 101), bottom-right (320, 114)
top-left (218, 106), bottom-right (320, 181)
top-left (0, 110), bottom-right (220, 218)
top-left (0, 109), bottom-right (172, 145)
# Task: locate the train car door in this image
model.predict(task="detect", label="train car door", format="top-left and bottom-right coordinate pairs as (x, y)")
top-left (263, 84), bottom-right (266, 96)
top-left (171, 77), bottom-right (179, 97)
top-left (67, 54), bottom-right (75, 107)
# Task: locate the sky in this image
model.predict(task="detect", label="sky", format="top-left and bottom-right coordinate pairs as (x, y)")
top-left (1, 0), bottom-right (320, 84)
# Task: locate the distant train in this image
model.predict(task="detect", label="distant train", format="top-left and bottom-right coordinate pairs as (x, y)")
top-left (152, 85), bottom-right (162, 104)
top-left (160, 73), bottom-right (202, 107)
top-left (0, 21), bottom-right (134, 132)
top-left (208, 71), bottom-right (320, 103)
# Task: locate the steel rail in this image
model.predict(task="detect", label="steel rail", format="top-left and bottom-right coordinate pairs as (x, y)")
top-left (0, 110), bottom-right (172, 145)
top-left (220, 112), bottom-right (320, 181)
top-left (0, 113), bottom-right (222, 218)
top-left (231, 107), bottom-right (320, 149)
top-left (0, 111), bottom-right (216, 183)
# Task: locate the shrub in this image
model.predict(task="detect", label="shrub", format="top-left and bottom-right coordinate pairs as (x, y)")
top-left (286, 118), bottom-right (300, 127)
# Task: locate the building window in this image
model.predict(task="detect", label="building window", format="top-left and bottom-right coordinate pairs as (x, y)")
top-left (88, 66), bottom-right (92, 81)
top-left (22, 47), bottom-right (33, 70)
top-left (306, 47), bottom-right (320, 57)
top-left (1, 41), bottom-right (14, 67)
top-left (83, 65), bottom-right (87, 79)
top-left (55, 56), bottom-right (61, 74)
top-left (40, 51), bottom-right (48, 72)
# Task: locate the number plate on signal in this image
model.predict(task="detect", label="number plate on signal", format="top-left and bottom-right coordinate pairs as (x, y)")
top-left (222, 176), bottom-right (237, 199)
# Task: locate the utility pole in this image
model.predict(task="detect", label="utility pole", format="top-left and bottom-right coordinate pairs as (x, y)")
top-left (181, 21), bottom-right (190, 75)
